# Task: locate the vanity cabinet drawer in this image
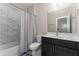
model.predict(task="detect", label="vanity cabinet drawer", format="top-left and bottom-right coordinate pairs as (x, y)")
top-left (75, 42), bottom-right (79, 50)
top-left (42, 37), bottom-right (53, 44)
top-left (53, 39), bottom-right (76, 49)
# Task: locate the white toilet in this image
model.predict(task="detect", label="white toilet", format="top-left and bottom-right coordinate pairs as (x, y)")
top-left (29, 35), bottom-right (41, 56)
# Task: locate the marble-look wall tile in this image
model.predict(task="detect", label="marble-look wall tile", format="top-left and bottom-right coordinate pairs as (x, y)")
top-left (0, 4), bottom-right (21, 44)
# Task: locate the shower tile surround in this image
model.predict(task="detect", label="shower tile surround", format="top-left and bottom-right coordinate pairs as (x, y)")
top-left (0, 4), bottom-right (21, 49)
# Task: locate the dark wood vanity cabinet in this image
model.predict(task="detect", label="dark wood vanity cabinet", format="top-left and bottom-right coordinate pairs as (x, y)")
top-left (41, 37), bottom-right (79, 56)
top-left (54, 45), bottom-right (76, 56)
top-left (42, 42), bottom-right (53, 56)
top-left (42, 37), bottom-right (54, 56)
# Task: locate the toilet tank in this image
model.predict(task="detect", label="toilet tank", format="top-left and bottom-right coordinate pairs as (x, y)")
top-left (36, 35), bottom-right (42, 43)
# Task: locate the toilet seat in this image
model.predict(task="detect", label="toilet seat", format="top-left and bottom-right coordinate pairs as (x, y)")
top-left (29, 42), bottom-right (40, 50)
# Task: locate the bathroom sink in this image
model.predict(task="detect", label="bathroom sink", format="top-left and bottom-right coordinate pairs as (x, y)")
top-left (42, 32), bottom-right (79, 42)
top-left (43, 33), bottom-right (71, 40)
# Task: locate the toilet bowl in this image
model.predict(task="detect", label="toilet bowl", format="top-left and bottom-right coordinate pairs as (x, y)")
top-left (29, 35), bottom-right (41, 56)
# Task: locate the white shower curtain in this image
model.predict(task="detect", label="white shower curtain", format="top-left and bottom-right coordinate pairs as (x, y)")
top-left (27, 13), bottom-right (37, 49)
top-left (20, 12), bottom-right (36, 55)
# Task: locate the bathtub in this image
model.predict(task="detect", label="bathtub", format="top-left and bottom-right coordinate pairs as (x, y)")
top-left (0, 41), bottom-right (19, 56)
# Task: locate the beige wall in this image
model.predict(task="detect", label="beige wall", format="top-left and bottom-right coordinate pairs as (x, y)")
top-left (27, 4), bottom-right (48, 35)
top-left (36, 4), bottom-right (48, 35)
top-left (76, 4), bottom-right (79, 33)
top-left (27, 3), bottom-right (79, 34)
top-left (47, 3), bottom-right (79, 33)
top-left (48, 6), bottom-right (71, 32)
top-left (69, 4), bottom-right (77, 33)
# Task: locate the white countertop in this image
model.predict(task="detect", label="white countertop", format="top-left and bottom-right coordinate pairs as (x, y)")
top-left (42, 32), bottom-right (79, 42)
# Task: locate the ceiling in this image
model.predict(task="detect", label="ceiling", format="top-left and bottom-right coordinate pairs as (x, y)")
top-left (11, 3), bottom-right (71, 11)
top-left (11, 3), bottom-right (33, 10)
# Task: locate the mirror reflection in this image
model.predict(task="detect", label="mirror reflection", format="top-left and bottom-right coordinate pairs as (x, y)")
top-left (56, 16), bottom-right (71, 33)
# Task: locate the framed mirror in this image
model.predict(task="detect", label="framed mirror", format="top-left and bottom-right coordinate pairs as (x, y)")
top-left (56, 15), bottom-right (71, 33)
